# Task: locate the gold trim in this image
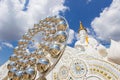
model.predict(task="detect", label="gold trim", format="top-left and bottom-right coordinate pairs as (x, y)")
top-left (78, 21), bottom-right (87, 33)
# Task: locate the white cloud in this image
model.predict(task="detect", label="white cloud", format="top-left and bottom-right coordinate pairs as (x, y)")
top-left (67, 29), bottom-right (75, 44)
top-left (86, 0), bottom-right (92, 4)
top-left (2, 42), bottom-right (14, 48)
top-left (0, 46), bottom-right (2, 51)
top-left (0, 0), bottom-right (67, 41)
top-left (91, 0), bottom-right (120, 41)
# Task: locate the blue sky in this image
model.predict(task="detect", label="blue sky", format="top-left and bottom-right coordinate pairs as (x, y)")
top-left (61, 0), bottom-right (112, 46)
top-left (1, 0), bottom-right (120, 66)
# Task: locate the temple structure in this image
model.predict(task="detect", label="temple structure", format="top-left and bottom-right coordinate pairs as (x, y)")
top-left (0, 22), bottom-right (120, 80)
top-left (46, 22), bottom-right (120, 80)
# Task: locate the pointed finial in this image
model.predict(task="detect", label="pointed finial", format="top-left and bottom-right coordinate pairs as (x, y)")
top-left (78, 21), bottom-right (87, 32)
top-left (80, 21), bottom-right (84, 30)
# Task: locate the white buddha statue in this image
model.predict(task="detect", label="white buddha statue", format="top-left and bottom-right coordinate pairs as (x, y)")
top-left (74, 21), bottom-right (88, 51)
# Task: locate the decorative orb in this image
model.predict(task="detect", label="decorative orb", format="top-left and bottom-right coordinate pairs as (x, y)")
top-left (22, 59), bottom-right (29, 68)
top-left (55, 31), bottom-right (67, 43)
top-left (23, 53), bottom-right (31, 59)
top-left (37, 58), bottom-right (50, 73)
top-left (48, 34), bottom-right (54, 42)
top-left (39, 41), bottom-right (45, 49)
top-left (8, 67), bottom-right (17, 78)
top-left (18, 45), bottom-right (24, 49)
top-left (57, 21), bottom-right (67, 31)
top-left (29, 57), bottom-right (36, 66)
top-left (45, 16), bottom-right (52, 22)
top-left (50, 16), bottom-right (56, 22)
top-left (18, 58), bottom-right (24, 66)
top-left (29, 29), bottom-right (35, 36)
top-left (34, 24), bottom-right (39, 29)
top-left (44, 42), bottom-right (50, 51)
top-left (44, 27), bottom-right (49, 32)
top-left (54, 16), bottom-right (62, 23)
top-left (9, 54), bottom-right (18, 61)
top-left (25, 67), bottom-right (36, 79)
top-left (50, 27), bottom-right (56, 34)
top-left (43, 36), bottom-right (48, 41)
top-left (49, 44), bottom-right (61, 58)
top-left (30, 51), bottom-right (36, 57)
top-left (7, 62), bottom-right (17, 70)
top-left (37, 50), bottom-right (45, 58)
top-left (22, 72), bottom-right (29, 80)
top-left (38, 27), bottom-right (44, 31)
top-left (15, 50), bottom-right (22, 55)
top-left (39, 19), bottom-right (44, 24)
top-left (45, 31), bottom-right (50, 36)
top-left (46, 24), bottom-right (51, 28)
top-left (18, 39), bottom-right (24, 45)
top-left (34, 29), bottom-right (39, 33)
top-left (17, 55), bottom-right (22, 59)
top-left (26, 68), bottom-right (35, 75)
top-left (24, 33), bottom-right (32, 40)
top-left (14, 46), bottom-right (19, 51)
top-left (12, 70), bottom-right (23, 80)
top-left (18, 39), bottom-right (28, 45)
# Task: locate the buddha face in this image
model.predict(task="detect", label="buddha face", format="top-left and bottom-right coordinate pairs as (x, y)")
top-left (79, 30), bottom-right (87, 43)
top-left (79, 30), bottom-right (87, 37)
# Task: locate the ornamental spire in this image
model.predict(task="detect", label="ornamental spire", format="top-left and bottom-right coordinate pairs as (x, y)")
top-left (78, 21), bottom-right (87, 32)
